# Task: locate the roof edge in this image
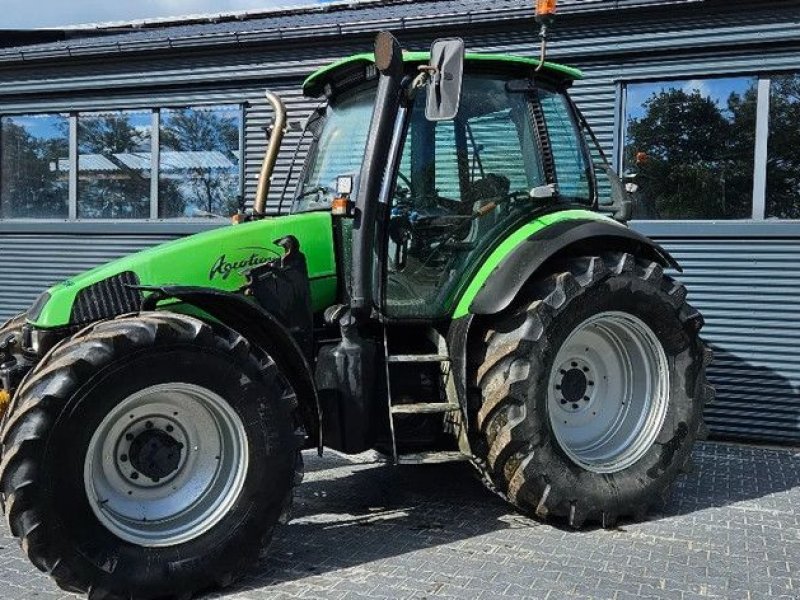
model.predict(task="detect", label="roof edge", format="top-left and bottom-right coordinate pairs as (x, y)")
top-left (302, 51), bottom-right (583, 96)
top-left (0, 0), bottom-right (704, 65)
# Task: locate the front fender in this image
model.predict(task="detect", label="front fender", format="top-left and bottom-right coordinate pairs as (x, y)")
top-left (454, 212), bottom-right (680, 317)
top-left (141, 286), bottom-right (321, 450)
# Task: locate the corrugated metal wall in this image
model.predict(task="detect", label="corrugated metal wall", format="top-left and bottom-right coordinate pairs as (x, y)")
top-left (0, 233), bottom-right (180, 320)
top-left (0, 0), bottom-right (798, 443)
top-left (648, 230), bottom-right (800, 443)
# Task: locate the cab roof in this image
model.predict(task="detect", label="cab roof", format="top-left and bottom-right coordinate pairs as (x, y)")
top-left (303, 51), bottom-right (583, 98)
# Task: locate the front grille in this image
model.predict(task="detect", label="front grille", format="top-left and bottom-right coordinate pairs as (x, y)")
top-left (70, 271), bottom-right (142, 324)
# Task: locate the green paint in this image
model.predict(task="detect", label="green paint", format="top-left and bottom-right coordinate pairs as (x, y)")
top-left (451, 209), bottom-right (620, 319)
top-left (31, 212), bottom-right (338, 328)
top-left (303, 52), bottom-right (583, 95)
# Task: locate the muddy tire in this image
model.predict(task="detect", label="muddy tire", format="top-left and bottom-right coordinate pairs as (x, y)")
top-left (0, 312), bottom-right (301, 599)
top-left (472, 252), bottom-right (713, 528)
top-left (0, 312), bottom-right (26, 334)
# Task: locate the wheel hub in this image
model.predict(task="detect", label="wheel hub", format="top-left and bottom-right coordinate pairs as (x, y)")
top-left (128, 428), bottom-right (183, 483)
top-left (555, 359), bottom-right (595, 413)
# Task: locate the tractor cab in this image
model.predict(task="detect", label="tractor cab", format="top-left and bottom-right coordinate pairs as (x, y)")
top-left (297, 50), bottom-right (594, 321)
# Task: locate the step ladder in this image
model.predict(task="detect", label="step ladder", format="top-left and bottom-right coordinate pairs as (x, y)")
top-left (382, 325), bottom-right (468, 465)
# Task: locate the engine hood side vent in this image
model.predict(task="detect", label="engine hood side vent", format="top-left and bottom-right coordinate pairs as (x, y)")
top-left (70, 271), bottom-right (142, 324)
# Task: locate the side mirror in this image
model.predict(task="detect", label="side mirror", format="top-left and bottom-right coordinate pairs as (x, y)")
top-left (425, 38), bottom-right (465, 121)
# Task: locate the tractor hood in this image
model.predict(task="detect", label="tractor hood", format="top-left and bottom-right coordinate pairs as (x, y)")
top-left (28, 212), bottom-right (338, 329)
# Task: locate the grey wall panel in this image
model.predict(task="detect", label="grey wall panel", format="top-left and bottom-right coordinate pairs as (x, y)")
top-left (634, 230), bottom-right (800, 443)
top-left (0, 233), bottom-right (180, 320)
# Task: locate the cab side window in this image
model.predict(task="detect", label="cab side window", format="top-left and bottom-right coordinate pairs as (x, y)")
top-left (539, 90), bottom-right (591, 202)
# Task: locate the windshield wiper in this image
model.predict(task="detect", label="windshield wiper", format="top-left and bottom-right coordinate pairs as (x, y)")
top-left (294, 185), bottom-right (331, 202)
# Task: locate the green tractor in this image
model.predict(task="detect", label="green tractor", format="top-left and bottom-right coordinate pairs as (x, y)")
top-left (0, 30), bottom-right (712, 600)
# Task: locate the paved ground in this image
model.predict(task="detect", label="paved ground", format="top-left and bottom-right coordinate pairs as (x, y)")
top-left (0, 441), bottom-right (798, 600)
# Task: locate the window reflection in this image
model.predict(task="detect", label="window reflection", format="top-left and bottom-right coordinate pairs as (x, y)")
top-left (0, 114), bottom-right (69, 219)
top-left (766, 74), bottom-right (800, 219)
top-left (77, 110), bottom-right (151, 219)
top-left (159, 105), bottom-right (241, 218)
top-left (624, 77), bottom-right (757, 219)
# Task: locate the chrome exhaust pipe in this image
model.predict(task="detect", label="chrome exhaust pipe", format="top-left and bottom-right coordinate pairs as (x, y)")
top-left (253, 90), bottom-right (287, 216)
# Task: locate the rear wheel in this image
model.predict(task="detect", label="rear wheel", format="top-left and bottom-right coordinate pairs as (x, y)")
top-left (0, 312), bottom-right (300, 599)
top-left (472, 252), bottom-right (713, 527)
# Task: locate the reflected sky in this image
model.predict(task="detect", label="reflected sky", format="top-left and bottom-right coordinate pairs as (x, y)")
top-left (627, 77), bottom-right (757, 120)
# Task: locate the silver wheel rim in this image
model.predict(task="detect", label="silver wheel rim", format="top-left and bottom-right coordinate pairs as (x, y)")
top-left (84, 383), bottom-right (248, 547)
top-left (547, 311), bottom-right (669, 474)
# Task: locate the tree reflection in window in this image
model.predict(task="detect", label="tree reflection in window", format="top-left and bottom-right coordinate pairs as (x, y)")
top-left (77, 110), bottom-right (151, 219)
top-left (159, 105), bottom-right (240, 218)
top-left (766, 75), bottom-right (800, 219)
top-left (624, 77), bottom-right (757, 219)
top-left (0, 114), bottom-right (69, 219)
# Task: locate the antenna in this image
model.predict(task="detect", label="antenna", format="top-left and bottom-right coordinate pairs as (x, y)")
top-left (535, 0), bottom-right (558, 72)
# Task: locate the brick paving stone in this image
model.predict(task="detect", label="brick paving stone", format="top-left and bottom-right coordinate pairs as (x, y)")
top-left (0, 441), bottom-right (798, 599)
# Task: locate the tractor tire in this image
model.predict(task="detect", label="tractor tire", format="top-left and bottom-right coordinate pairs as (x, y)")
top-left (0, 312), bottom-right (301, 599)
top-left (0, 312), bottom-right (26, 334)
top-left (471, 252), bottom-right (713, 528)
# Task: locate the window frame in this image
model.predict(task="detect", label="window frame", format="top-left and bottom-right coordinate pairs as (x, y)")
top-left (619, 73), bottom-right (782, 222)
top-left (0, 101), bottom-right (245, 223)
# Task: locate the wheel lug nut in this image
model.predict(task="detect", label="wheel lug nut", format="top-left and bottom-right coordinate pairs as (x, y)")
top-left (120, 454), bottom-right (128, 462)
top-left (572, 403), bottom-right (579, 410)
top-left (166, 425), bottom-right (174, 433)
top-left (560, 399), bottom-right (567, 405)
top-left (584, 396), bottom-right (590, 402)
top-left (125, 433), bottom-right (134, 441)
top-left (571, 362), bottom-right (577, 367)
top-left (589, 381), bottom-right (594, 386)
top-left (130, 472), bottom-right (139, 480)
top-left (145, 421), bottom-right (154, 429)
top-left (555, 384), bottom-right (561, 390)
top-left (583, 367), bottom-right (589, 372)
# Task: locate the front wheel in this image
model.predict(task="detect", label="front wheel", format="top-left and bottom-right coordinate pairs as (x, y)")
top-left (0, 312), bottom-right (300, 599)
top-left (472, 252), bottom-right (714, 528)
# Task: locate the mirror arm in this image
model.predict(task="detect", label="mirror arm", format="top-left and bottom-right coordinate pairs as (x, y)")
top-left (569, 98), bottom-right (632, 222)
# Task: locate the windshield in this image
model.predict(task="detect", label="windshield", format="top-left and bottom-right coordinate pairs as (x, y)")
top-left (292, 87), bottom-right (374, 212)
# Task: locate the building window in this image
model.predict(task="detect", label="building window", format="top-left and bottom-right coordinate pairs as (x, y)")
top-left (77, 110), bottom-right (152, 219)
top-left (0, 103), bottom-right (242, 221)
top-left (0, 114), bottom-right (69, 219)
top-left (159, 105), bottom-right (242, 218)
top-left (766, 74), bottom-right (800, 219)
top-left (623, 77), bottom-right (758, 220)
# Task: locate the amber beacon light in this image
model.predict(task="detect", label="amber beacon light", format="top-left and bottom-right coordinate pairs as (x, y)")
top-left (536, 0), bottom-right (558, 22)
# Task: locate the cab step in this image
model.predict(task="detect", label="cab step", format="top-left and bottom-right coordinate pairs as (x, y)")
top-left (395, 451), bottom-right (469, 465)
top-left (386, 353), bottom-right (449, 363)
top-left (391, 402), bottom-right (460, 414)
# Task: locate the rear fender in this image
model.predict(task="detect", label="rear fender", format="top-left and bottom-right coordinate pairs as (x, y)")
top-left (141, 286), bottom-right (320, 450)
top-left (461, 218), bottom-right (680, 316)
